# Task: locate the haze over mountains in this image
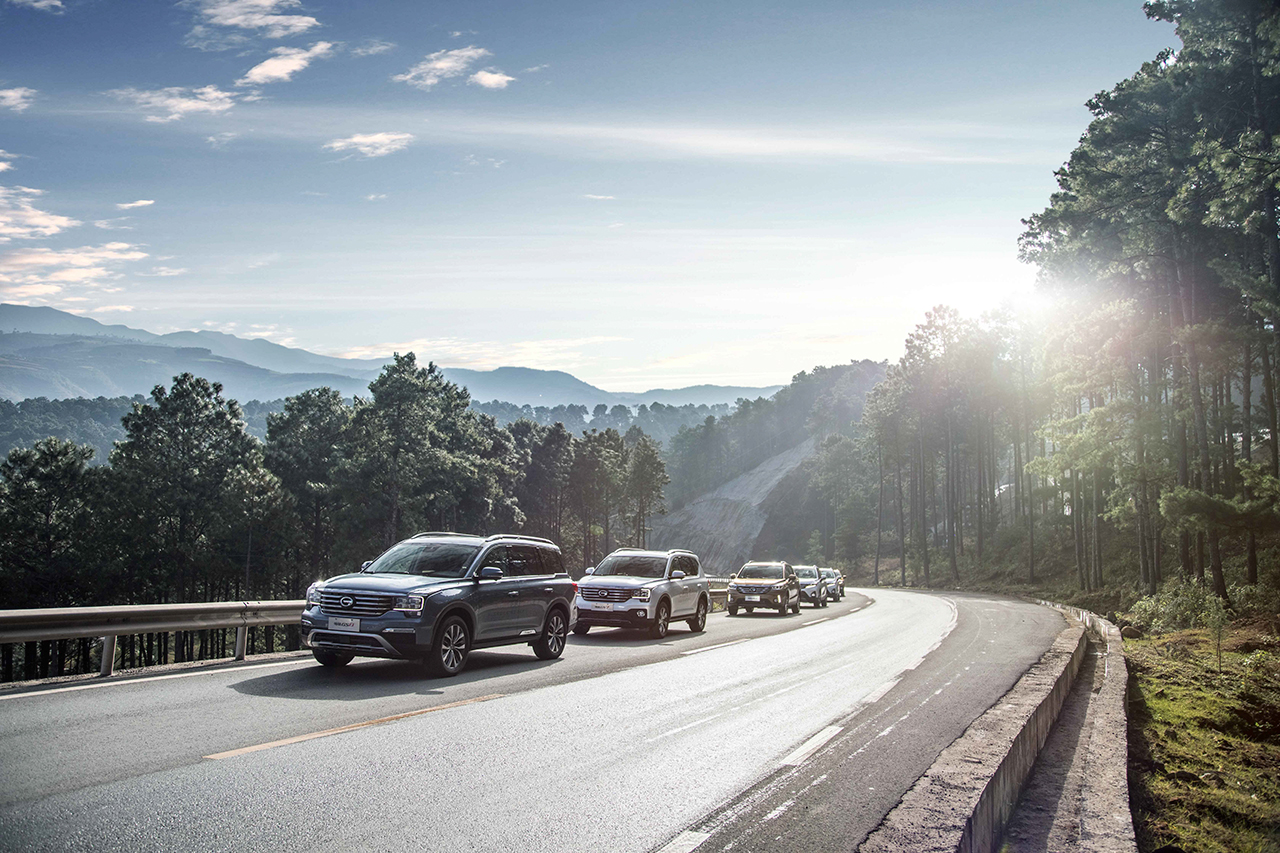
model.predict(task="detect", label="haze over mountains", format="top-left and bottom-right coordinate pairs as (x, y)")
top-left (0, 305), bottom-right (781, 407)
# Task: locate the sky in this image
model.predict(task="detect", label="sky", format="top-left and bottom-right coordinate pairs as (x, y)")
top-left (0, 0), bottom-right (1176, 390)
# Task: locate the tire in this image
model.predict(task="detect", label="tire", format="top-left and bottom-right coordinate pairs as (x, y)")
top-left (777, 594), bottom-right (788, 616)
top-left (313, 649), bottom-right (353, 668)
top-left (533, 609), bottom-right (568, 660)
top-left (791, 596), bottom-right (801, 614)
top-left (573, 623), bottom-right (591, 636)
top-left (687, 597), bottom-right (708, 632)
top-left (424, 614), bottom-right (470, 677)
top-left (728, 605), bottom-right (739, 616)
top-left (649, 600), bottom-right (671, 639)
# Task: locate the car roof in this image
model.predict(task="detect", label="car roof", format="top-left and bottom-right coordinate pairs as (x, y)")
top-left (407, 532), bottom-right (559, 549)
top-left (607, 548), bottom-right (697, 559)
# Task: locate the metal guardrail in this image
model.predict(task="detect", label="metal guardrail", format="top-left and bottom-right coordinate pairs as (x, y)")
top-left (3, 584), bottom-right (735, 680)
top-left (0, 601), bottom-right (305, 677)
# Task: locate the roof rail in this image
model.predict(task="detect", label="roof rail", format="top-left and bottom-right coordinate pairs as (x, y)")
top-left (485, 533), bottom-right (556, 546)
top-left (410, 531), bottom-right (479, 539)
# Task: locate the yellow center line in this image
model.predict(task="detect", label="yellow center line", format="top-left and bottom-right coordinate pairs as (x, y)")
top-left (204, 693), bottom-right (505, 760)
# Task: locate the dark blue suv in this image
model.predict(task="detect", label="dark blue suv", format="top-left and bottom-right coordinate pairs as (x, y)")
top-left (302, 533), bottom-right (576, 676)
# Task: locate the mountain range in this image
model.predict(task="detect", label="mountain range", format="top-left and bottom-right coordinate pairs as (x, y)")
top-left (0, 305), bottom-right (781, 407)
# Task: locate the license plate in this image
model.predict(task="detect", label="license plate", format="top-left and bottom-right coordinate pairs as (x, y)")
top-left (328, 616), bottom-right (360, 632)
top-left (745, 595), bottom-right (761, 602)
top-left (591, 602), bottom-right (614, 611)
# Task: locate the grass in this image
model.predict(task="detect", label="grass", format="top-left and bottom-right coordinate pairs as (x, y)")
top-left (1126, 622), bottom-right (1280, 853)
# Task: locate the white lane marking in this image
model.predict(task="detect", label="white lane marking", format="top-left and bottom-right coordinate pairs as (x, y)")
top-left (656, 830), bottom-right (711, 853)
top-left (761, 797), bottom-right (796, 822)
top-left (0, 657), bottom-right (313, 702)
top-left (862, 676), bottom-right (900, 706)
top-left (204, 693), bottom-right (505, 759)
top-left (802, 617), bottom-right (829, 626)
top-left (646, 711), bottom-right (727, 743)
top-left (780, 725), bottom-right (843, 766)
top-left (681, 638), bottom-right (748, 656)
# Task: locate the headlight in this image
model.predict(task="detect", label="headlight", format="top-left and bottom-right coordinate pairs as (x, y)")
top-left (393, 595), bottom-right (425, 613)
top-left (306, 584), bottom-right (322, 607)
top-left (633, 588), bottom-right (651, 601)
top-left (727, 583), bottom-right (739, 591)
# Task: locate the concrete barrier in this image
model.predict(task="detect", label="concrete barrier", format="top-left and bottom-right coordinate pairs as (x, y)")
top-left (860, 615), bottom-right (1088, 853)
top-left (860, 599), bottom-right (1136, 853)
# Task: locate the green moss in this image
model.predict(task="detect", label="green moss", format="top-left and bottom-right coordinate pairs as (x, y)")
top-left (1127, 628), bottom-right (1280, 853)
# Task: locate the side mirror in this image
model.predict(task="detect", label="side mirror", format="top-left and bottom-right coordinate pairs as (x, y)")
top-left (670, 570), bottom-right (686, 580)
top-left (584, 566), bottom-right (596, 575)
top-left (477, 566), bottom-right (504, 581)
top-left (361, 560), bottom-right (373, 570)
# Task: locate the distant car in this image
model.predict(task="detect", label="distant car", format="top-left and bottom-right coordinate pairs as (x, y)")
top-left (727, 561), bottom-right (800, 616)
top-left (795, 565), bottom-right (828, 608)
top-left (820, 568), bottom-right (843, 602)
top-left (574, 548), bottom-right (710, 639)
top-left (301, 532), bottom-right (575, 676)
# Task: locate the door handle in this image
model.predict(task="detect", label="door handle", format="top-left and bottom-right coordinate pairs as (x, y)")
top-left (507, 591), bottom-right (520, 598)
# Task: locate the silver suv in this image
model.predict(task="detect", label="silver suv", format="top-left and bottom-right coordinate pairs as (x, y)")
top-left (573, 548), bottom-right (710, 639)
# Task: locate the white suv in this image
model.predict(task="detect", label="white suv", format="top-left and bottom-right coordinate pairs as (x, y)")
top-left (573, 548), bottom-right (710, 639)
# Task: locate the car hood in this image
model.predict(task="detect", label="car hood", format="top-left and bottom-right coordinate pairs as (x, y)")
top-left (319, 573), bottom-right (466, 595)
top-left (731, 579), bottom-right (788, 586)
top-left (581, 575), bottom-right (663, 588)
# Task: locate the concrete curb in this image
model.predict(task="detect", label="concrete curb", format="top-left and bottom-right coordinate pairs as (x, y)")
top-left (1038, 602), bottom-right (1137, 853)
top-left (860, 613), bottom-right (1088, 853)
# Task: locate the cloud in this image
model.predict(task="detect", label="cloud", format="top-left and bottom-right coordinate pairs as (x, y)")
top-left (90, 305), bottom-right (135, 313)
top-left (0, 87), bottom-right (36, 112)
top-left (93, 218), bottom-right (134, 230)
top-left (0, 150), bottom-right (19, 173)
top-left (116, 199), bottom-right (155, 210)
top-left (140, 266), bottom-right (187, 276)
top-left (236, 41), bottom-right (334, 86)
top-left (365, 193), bottom-right (386, 201)
top-left (324, 131), bottom-right (414, 158)
top-left (523, 64), bottom-right (549, 73)
top-left (6, 0), bottom-right (63, 12)
top-left (109, 85), bottom-right (238, 122)
top-left (393, 46), bottom-right (490, 90)
top-left (584, 194), bottom-right (615, 200)
top-left (207, 132), bottom-right (239, 147)
top-left (0, 242), bottom-right (148, 299)
top-left (191, 0), bottom-right (319, 39)
top-left (352, 39), bottom-right (395, 57)
top-left (469, 69), bottom-right (514, 89)
top-left (463, 154), bottom-right (505, 169)
top-left (0, 186), bottom-right (81, 242)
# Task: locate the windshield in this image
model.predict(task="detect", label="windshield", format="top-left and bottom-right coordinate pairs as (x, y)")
top-left (737, 564), bottom-right (784, 580)
top-left (363, 541), bottom-right (480, 578)
top-left (821, 569), bottom-right (836, 579)
top-left (796, 567), bottom-right (818, 580)
top-left (593, 554), bottom-right (667, 578)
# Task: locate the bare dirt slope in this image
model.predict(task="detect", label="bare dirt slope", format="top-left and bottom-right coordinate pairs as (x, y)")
top-left (648, 438), bottom-right (815, 575)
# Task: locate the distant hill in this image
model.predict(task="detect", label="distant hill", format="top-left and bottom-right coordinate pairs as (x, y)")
top-left (0, 304), bottom-right (781, 407)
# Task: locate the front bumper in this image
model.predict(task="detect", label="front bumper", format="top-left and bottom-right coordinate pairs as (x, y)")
top-left (800, 587), bottom-right (824, 603)
top-left (301, 605), bottom-right (429, 659)
top-left (575, 596), bottom-right (654, 627)
top-left (727, 588), bottom-right (788, 608)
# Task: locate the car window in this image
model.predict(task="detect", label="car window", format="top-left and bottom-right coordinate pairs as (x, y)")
top-left (595, 554), bottom-right (666, 578)
top-left (737, 564), bottom-right (784, 579)
top-left (363, 541), bottom-right (481, 578)
top-left (540, 548), bottom-right (565, 574)
top-left (506, 545), bottom-right (544, 577)
top-left (796, 567), bottom-right (818, 579)
top-left (477, 546), bottom-right (507, 574)
top-left (679, 555), bottom-right (699, 576)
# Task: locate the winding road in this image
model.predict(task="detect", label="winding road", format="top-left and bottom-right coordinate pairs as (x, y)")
top-left (0, 589), bottom-right (1062, 853)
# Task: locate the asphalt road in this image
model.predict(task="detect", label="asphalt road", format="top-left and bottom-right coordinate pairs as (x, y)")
top-left (0, 590), bottom-right (1062, 852)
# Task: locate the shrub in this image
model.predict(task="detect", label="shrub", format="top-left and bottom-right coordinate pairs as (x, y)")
top-left (1130, 577), bottom-right (1225, 634)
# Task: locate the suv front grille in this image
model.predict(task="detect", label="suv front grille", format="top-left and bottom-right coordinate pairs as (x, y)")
top-left (735, 585), bottom-right (774, 595)
top-left (319, 590), bottom-right (395, 617)
top-left (580, 587), bottom-right (634, 602)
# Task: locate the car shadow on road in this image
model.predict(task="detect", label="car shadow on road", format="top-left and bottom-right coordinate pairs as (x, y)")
top-left (230, 649), bottom-right (563, 700)
top-left (565, 626), bottom-right (707, 647)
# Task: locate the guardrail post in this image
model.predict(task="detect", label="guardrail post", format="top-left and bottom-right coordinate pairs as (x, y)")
top-left (99, 635), bottom-right (116, 677)
top-left (234, 626), bottom-right (248, 661)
